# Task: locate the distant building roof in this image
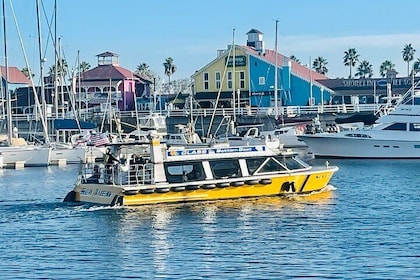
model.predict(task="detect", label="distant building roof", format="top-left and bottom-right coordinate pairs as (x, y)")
top-left (241, 46), bottom-right (328, 82)
top-left (0, 66), bottom-right (32, 85)
top-left (81, 64), bottom-right (138, 81)
top-left (96, 51), bottom-right (119, 57)
top-left (246, 29), bottom-right (263, 35)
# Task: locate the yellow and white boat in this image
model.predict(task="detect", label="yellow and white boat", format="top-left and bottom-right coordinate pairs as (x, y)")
top-left (64, 136), bottom-right (338, 206)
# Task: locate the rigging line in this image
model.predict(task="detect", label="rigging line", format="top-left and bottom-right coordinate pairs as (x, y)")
top-left (206, 45), bottom-right (232, 138)
top-left (40, 0), bottom-right (55, 64)
top-left (8, 0), bottom-right (49, 142)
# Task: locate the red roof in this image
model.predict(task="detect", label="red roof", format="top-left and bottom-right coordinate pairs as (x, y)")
top-left (241, 46), bottom-right (328, 83)
top-left (81, 64), bottom-right (138, 81)
top-left (0, 66), bottom-right (32, 85)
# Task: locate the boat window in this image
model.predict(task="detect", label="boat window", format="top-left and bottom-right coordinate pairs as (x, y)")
top-left (246, 157), bottom-right (267, 174)
top-left (275, 156), bottom-right (306, 170)
top-left (344, 133), bottom-right (371, 138)
top-left (409, 123), bottom-right (420, 131)
top-left (256, 158), bottom-right (287, 174)
top-left (383, 123), bottom-right (407, 131)
top-left (164, 162), bottom-right (204, 183)
top-left (209, 159), bottom-right (241, 178)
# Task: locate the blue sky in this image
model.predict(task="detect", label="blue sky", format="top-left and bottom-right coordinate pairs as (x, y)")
top-left (4, 0), bottom-right (420, 83)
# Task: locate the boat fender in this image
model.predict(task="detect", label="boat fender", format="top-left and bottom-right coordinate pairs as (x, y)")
top-left (156, 187), bottom-right (170, 193)
top-left (217, 182), bottom-right (230, 188)
top-left (259, 179), bottom-right (272, 185)
top-left (201, 184), bottom-right (216, 189)
top-left (171, 186), bottom-right (186, 192)
top-left (281, 181), bottom-right (296, 192)
top-left (140, 189), bottom-right (155, 194)
top-left (124, 189), bottom-right (138, 195)
top-left (230, 181), bottom-right (244, 187)
top-left (245, 179), bottom-right (259, 185)
top-left (186, 185), bottom-right (200, 190)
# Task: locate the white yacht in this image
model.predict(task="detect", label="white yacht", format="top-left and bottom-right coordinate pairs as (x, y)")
top-left (298, 90), bottom-right (420, 158)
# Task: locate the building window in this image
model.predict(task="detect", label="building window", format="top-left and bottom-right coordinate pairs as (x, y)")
top-left (203, 72), bottom-right (209, 90)
top-left (239, 71), bottom-right (245, 89)
top-left (215, 71), bottom-right (221, 89)
top-left (227, 71), bottom-right (232, 89)
top-left (259, 77), bottom-right (265, 85)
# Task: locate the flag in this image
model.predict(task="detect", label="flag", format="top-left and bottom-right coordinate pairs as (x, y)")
top-left (89, 133), bottom-right (110, 147)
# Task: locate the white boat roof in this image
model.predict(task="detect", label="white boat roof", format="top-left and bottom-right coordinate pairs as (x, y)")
top-left (165, 145), bottom-right (275, 161)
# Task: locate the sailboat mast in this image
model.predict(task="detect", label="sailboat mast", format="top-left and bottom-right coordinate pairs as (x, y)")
top-left (36, 0), bottom-right (49, 144)
top-left (232, 28), bottom-right (236, 126)
top-left (2, 0), bottom-right (12, 142)
top-left (274, 20), bottom-right (279, 120)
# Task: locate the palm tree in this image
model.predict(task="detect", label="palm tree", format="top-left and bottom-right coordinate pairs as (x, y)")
top-left (343, 48), bottom-right (359, 78)
top-left (355, 60), bottom-right (373, 78)
top-left (136, 62), bottom-right (154, 80)
top-left (79, 61), bottom-right (91, 72)
top-left (49, 58), bottom-right (68, 77)
top-left (379, 60), bottom-right (396, 77)
top-left (289, 55), bottom-right (301, 64)
top-left (402, 43), bottom-right (416, 76)
top-left (413, 58), bottom-right (420, 76)
top-left (312, 56), bottom-right (328, 75)
top-left (21, 67), bottom-right (34, 78)
top-left (163, 57), bottom-right (176, 86)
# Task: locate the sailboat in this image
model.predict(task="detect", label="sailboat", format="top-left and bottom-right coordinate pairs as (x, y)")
top-left (0, 0), bottom-right (51, 167)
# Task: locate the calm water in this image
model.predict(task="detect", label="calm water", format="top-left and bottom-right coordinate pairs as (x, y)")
top-left (0, 159), bottom-right (418, 279)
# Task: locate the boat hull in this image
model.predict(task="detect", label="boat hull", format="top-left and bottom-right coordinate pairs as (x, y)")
top-left (67, 166), bottom-right (338, 206)
top-left (300, 134), bottom-right (420, 158)
top-left (1, 146), bottom-right (51, 167)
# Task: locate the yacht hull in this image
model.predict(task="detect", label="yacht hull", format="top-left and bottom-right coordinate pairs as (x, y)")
top-left (299, 135), bottom-right (420, 158)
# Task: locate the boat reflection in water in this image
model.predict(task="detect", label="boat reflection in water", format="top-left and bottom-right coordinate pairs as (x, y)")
top-left (64, 133), bottom-right (338, 207)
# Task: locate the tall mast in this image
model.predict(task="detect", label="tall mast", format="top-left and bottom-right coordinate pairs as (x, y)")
top-left (36, 0), bottom-right (49, 144)
top-left (232, 28), bottom-right (236, 126)
top-left (274, 20), bottom-right (279, 119)
top-left (2, 0), bottom-right (12, 142)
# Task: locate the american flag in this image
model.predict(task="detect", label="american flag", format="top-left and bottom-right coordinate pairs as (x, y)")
top-left (89, 133), bottom-right (110, 147)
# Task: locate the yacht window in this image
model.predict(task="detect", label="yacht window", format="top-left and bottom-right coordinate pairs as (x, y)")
top-left (344, 133), bottom-right (371, 138)
top-left (409, 123), bottom-right (420, 131)
top-left (383, 123), bottom-right (406, 131)
top-left (209, 159), bottom-right (241, 178)
top-left (164, 162), bottom-right (204, 183)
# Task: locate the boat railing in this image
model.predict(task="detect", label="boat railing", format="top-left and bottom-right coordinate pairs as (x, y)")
top-left (80, 161), bottom-right (154, 186)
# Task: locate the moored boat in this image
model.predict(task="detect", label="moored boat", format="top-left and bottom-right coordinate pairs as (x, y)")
top-left (64, 135), bottom-right (338, 206)
top-left (298, 87), bottom-right (420, 158)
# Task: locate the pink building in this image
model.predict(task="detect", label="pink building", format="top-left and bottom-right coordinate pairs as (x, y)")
top-left (76, 51), bottom-right (151, 112)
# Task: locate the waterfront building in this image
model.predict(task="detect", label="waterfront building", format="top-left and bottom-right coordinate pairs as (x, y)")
top-left (75, 51), bottom-right (152, 113)
top-left (191, 29), bottom-right (334, 113)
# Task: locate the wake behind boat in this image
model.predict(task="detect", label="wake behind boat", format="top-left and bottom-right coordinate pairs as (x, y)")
top-left (63, 134), bottom-right (338, 206)
top-left (298, 86), bottom-right (420, 158)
